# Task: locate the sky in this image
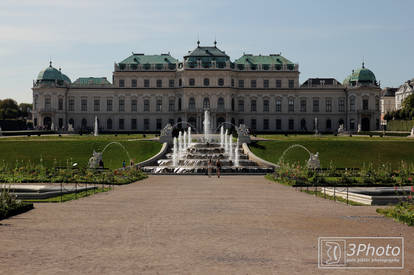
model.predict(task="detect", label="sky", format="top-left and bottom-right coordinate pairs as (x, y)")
top-left (0, 0), bottom-right (413, 103)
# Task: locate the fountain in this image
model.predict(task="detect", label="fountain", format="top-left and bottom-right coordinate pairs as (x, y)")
top-left (409, 127), bottom-right (414, 138)
top-left (184, 131), bottom-right (187, 150)
top-left (229, 134), bottom-right (233, 160)
top-left (203, 109), bottom-right (211, 142)
top-left (94, 116), bottom-right (99, 136)
top-left (224, 129), bottom-right (229, 154)
top-left (188, 127), bottom-right (192, 146)
top-left (88, 141), bottom-right (131, 168)
top-left (278, 144), bottom-right (320, 169)
top-left (220, 126), bottom-right (224, 148)
top-left (51, 122), bottom-right (55, 131)
top-left (172, 137), bottom-right (178, 166)
top-left (234, 138), bottom-right (240, 166)
top-left (178, 131), bottom-right (183, 158)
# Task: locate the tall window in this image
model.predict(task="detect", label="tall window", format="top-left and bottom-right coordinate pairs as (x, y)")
top-left (144, 119), bottom-right (149, 130)
top-left (144, 79), bottom-right (150, 88)
top-left (251, 119), bottom-right (256, 130)
top-left (288, 98), bottom-right (294, 112)
top-left (189, 78), bottom-right (195, 86)
top-left (350, 119), bottom-right (355, 130)
top-left (156, 99), bottom-right (162, 112)
top-left (251, 99), bottom-right (257, 112)
top-left (238, 99), bottom-right (244, 112)
top-left (363, 98), bottom-right (369, 110)
top-left (107, 119), bottom-right (112, 130)
top-left (326, 119), bottom-right (332, 129)
top-left (350, 96), bottom-right (356, 112)
top-left (178, 98), bottom-right (182, 111)
top-left (264, 79), bottom-right (269, 88)
top-left (251, 80), bottom-right (256, 88)
top-left (169, 99), bottom-right (175, 112)
top-left (94, 99), bottom-right (100, 112)
top-left (288, 119), bottom-right (294, 130)
top-left (131, 99), bottom-right (137, 112)
top-left (107, 99), bottom-right (113, 112)
top-left (218, 78), bottom-right (224, 86)
top-left (45, 96), bottom-right (51, 109)
top-left (276, 79), bottom-right (282, 88)
top-left (189, 98), bottom-right (195, 110)
top-left (276, 98), bottom-right (282, 112)
top-left (81, 98), bottom-right (87, 112)
top-left (131, 79), bottom-right (137, 88)
top-left (276, 119), bottom-right (282, 130)
top-left (203, 97), bottom-right (210, 109)
top-left (179, 79), bottom-right (182, 86)
top-left (263, 99), bottom-right (269, 112)
top-left (119, 98), bottom-right (125, 112)
top-left (218, 98), bottom-right (225, 111)
top-left (312, 98), bottom-right (319, 112)
top-left (238, 79), bottom-right (244, 88)
top-left (156, 79), bottom-right (162, 88)
top-left (119, 119), bottom-right (124, 130)
top-left (119, 79), bottom-right (125, 88)
top-left (156, 119), bottom-right (162, 130)
top-left (300, 99), bottom-right (307, 112)
top-left (69, 98), bottom-right (74, 112)
top-left (203, 78), bottom-right (210, 86)
top-left (288, 80), bottom-right (294, 88)
top-left (131, 119), bottom-right (137, 130)
top-left (58, 98), bottom-right (63, 111)
top-left (231, 79), bottom-right (234, 87)
top-left (339, 98), bottom-right (345, 112)
top-left (169, 79), bottom-right (174, 88)
top-left (144, 99), bottom-right (150, 112)
top-left (326, 98), bottom-right (332, 112)
top-left (263, 119), bottom-right (269, 130)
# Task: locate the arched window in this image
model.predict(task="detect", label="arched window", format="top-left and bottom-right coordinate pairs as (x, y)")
top-left (217, 97), bottom-right (225, 111)
top-left (203, 78), bottom-right (210, 86)
top-left (188, 97), bottom-right (195, 110)
top-left (326, 119), bottom-right (332, 129)
top-left (203, 97), bottom-right (210, 109)
top-left (107, 118), bottom-right (112, 130)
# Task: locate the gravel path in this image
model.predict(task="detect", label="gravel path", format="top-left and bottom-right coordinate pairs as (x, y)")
top-left (0, 176), bottom-right (413, 274)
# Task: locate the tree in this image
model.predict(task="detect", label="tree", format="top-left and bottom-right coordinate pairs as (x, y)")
top-left (0, 99), bottom-right (20, 119)
top-left (402, 94), bottom-right (414, 111)
top-left (19, 103), bottom-right (32, 119)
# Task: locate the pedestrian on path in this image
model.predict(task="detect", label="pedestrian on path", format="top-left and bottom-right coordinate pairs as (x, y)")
top-left (216, 159), bottom-right (221, 178)
top-left (207, 158), bottom-right (212, 177)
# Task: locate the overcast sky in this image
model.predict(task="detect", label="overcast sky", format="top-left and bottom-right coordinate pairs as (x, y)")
top-left (1, 0), bottom-right (413, 103)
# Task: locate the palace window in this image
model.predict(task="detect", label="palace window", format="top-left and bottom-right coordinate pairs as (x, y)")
top-left (119, 79), bottom-right (125, 88)
top-left (156, 99), bottom-right (162, 112)
top-left (363, 97), bottom-right (369, 110)
top-left (276, 79), bottom-right (282, 88)
top-left (94, 99), bottom-right (100, 112)
top-left (231, 79), bottom-right (234, 87)
top-left (107, 99), bottom-right (113, 112)
top-left (189, 78), bottom-right (195, 86)
top-left (169, 99), bottom-right (175, 112)
top-left (263, 99), bottom-right (269, 112)
top-left (107, 119), bottom-right (112, 130)
top-left (300, 99), bottom-right (307, 112)
top-left (251, 80), bottom-right (257, 88)
top-left (276, 119), bottom-right (282, 130)
top-left (339, 98), bottom-right (345, 112)
top-left (179, 79), bottom-right (182, 86)
top-left (251, 119), bottom-right (257, 130)
top-left (203, 97), bottom-right (210, 109)
top-left (218, 78), bottom-right (224, 86)
top-left (131, 99), bottom-right (137, 112)
top-left (156, 119), bottom-right (162, 130)
top-left (326, 119), bottom-right (332, 129)
top-left (58, 98), bottom-right (63, 111)
top-left (288, 98), bottom-right (294, 112)
top-left (45, 96), bottom-right (51, 109)
top-left (144, 79), bottom-right (150, 88)
top-left (238, 79), bottom-right (244, 88)
top-left (350, 96), bottom-right (356, 112)
top-left (251, 99), bottom-right (257, 112)
top-left (264, 79), bottom-right (269, 88)
top-left (119, 119), bottom-right (124, 130)
top-left (288, 80), bottom-right (294, 88)
top-left (131, 119), bottom-right (137, 130)
top-left (144, 99), bottom-right (150, 112)
top-left (276, 98), bottom-right (282, 112)
top-left (204, 78), bottom-right (210, 86)
top-left (156, 79), bottom-right (162, 88)
top-left (178, 98), bottom-right (182, 111)
top-left (263, 119), bottom-right (269, 130)
top-left (169, 79), bottom-right (175, 88)
top-left (313, 98), bottom-right (319, 112)
top-left (188, 98), bottom-right (195, 110)
top-left (326, 98), bottom-right (332, 112)
top-left (218, 98), bottom-right (225, 111)
top-left (119, 98), bottom-right (125, 112)
top-left (238, 99), bottom-right (244, 112)
top-left (144, 119), bottom-right (149, 130)
top-left (81, 98), bottom-right (87, 112)
top-left (350, 119), bottom-right (355, 130)
top-left (131, 79), bottom-right (137, 88)
top-left (288, 119), bottom-right (294, 130)
top-left (69, 98), bottom-right (74, 112)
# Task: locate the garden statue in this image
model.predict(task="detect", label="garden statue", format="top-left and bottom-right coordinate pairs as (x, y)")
top-left (307, 152), bottom-right (320, 169)
top-left (159, 123), bottom-right (173, 144)
top-left (88, 151), bottom-right (103, 169)
top-left (411, 127), bottom-right (414, 137)
top-left (357, 123), bottom-right (361, 133)
top-left (337, 124), bottom-right (344, 135)
top-left (68, 123), bottom-right (74, 132)
top-left (237, 124), bottom-right (251, 144)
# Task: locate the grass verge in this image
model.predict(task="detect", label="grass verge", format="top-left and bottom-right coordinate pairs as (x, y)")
top-left (376, 203), bottom-right (414, 226)
top-left (24, 187), bottom-right (111, 203)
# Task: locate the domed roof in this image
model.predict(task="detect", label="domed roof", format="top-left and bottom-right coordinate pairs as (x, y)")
top-left (61, 72), bottom-right (71, 84)
top-left (37, 62), bottom-right (63, 82)
top-left (343, 62), bottom-right (376, 86)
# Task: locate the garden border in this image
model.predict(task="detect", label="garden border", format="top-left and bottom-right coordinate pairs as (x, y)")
top-left (243, 143), bottom-right (279, 169)
top-left (135, 142), bottom-right (168, 168)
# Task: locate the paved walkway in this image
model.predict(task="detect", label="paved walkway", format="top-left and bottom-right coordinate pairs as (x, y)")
top-left (0, 176), bottom-right (413, 274)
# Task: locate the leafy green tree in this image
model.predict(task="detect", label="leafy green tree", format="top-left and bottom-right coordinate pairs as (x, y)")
top-left (0, 99), bottom-right (20, 119)
top-left (402, 94), bottom-right (414, 111)
top-left (19, 103), bottom-right (32, 118)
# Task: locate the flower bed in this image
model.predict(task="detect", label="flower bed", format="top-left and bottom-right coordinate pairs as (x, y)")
top-left (377, 203), bottom-right (414, 226)
top-left (1, 188), bottom-right (33, 220)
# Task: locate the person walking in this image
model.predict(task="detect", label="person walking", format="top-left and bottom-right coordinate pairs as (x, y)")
top-left (216, 159), bottom-right (221, 178)
top-left (207, 158), bottom-right (212, 178)
top-left (122, 160), bottom-right (126, 168)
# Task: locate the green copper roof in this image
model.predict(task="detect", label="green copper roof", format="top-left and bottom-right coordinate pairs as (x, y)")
top-left (72, 77), bottom-right (111, 85)
top-left (37, 62), bottom-right (63, 82)
top-left (61, 73), bottom-right (71, 84)
top-left (234, 54), bottom-right (293, 65)
top-left (344, 63), bottom-right (376, 85)
top-left (119, 53), bottom-right (178, 65)
top-left (184, 44), bottom-right (230, 63)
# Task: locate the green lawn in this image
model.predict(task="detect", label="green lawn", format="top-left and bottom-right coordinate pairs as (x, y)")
top-left (251, 135), bottom-right (414, 168)
top-left (0, 134), bottom-right (161, 170)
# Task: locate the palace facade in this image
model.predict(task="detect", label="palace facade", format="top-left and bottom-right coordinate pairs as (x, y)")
top-left (32, 42), bottom-right (381, 133)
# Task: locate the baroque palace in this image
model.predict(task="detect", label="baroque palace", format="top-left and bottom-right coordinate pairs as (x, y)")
top-left (32, 42), bottom-right (381, 133)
